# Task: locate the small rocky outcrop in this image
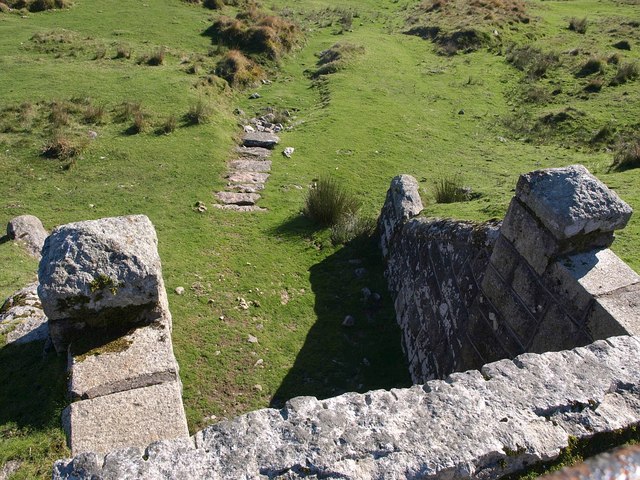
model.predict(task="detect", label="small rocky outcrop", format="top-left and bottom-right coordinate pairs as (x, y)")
top-left (38, 215), bottom-right (162, 352)
top-left (0, 282), bottom-right (48, 345)
top-left (6, 214), bottom-right (48, 259)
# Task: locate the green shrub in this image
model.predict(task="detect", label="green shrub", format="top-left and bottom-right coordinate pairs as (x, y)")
top-left (434, 176), bottom-right (470, 203)
top-left (568, 17), bottom-right (588, 34)
top-left (610, 62), bottom-right (639, 86)
top-left (330, 214), bottom-right (376, 245)
top-left (610, 136), bottom-right (640, 171)
top-left (506, 45), bottom-right (558, 79)
top-left (303, 176), bottom-right (361, 227)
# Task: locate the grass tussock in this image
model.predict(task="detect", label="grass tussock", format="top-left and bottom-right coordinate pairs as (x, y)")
top-left (303, 176), bottom-right (361, 227)
top-left (610, 136), bottom-right (640, 171)
top-left (138, 47), bottom-right (166, 66)
top-left (434, 176), bottom-right (471, 203)
top-left (506, 44), bottom-right (559, 79)
top-left (115, 101), bottom-right (142, 123)
top-left (568, 17), bottom-right (588, 34)
top-left (406, 0), bottom-right (529, 55)
top-left (114, 45), bottom-right (132, 59)
top-left (207, 10), bottom-right (302, 60)
top-left (41, 133), bottom-right (86, 160)
top-left (82, 103), bottom-right (105, 124)
top-left (310, 43), bottom-right (365, 78)
top-left (160, 114), bottom-right (177, 134)
top-left (610, 62), bottom-right (639, 86)
top-left (576, 57), bottom-right (604, 77)
top-left (330, 214), bottom-right (376, 245)
top-left (215, 49), bottom-right (265, 86)
top-left (185, 99), bottom-right (213, 125)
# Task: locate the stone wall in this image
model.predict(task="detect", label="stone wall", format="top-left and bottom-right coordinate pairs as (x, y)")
top-left (38, 215), bottom-right (189, 455)
top-left (379, 166), bottom-right (640, 384)
top-left (52, 335), bottom-right (640, 479)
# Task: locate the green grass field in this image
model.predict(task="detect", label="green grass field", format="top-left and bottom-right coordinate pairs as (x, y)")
top-left (0, 0), bottom-right (639, 476)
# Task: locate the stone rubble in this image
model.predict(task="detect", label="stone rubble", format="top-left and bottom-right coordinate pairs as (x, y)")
top-left (6, 214), bottom-right (48, 259)
top-left (52, 335), bottom-right (640, 480)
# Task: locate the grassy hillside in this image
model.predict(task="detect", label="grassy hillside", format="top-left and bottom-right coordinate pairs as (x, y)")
top-left (0, 0), bottom-right (638, 477)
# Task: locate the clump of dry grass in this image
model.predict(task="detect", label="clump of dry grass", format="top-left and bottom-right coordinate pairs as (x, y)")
top-left (215, 49), bottom-right (265, 86)
top-left (41, 133), bottom-right (85, 160)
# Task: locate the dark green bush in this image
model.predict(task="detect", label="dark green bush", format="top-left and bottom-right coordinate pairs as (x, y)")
top-left (303, 176), bottom-right (361, 226)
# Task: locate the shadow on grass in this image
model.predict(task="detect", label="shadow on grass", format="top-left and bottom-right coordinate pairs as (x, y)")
top-left (268, 213), bottom-right (321, 240)
top-left (270, 234), bottom-right (411, 408)
top-left (0, 235), bottom-right (10, 246)
top-left (0, 340), bottom-right (66, 431)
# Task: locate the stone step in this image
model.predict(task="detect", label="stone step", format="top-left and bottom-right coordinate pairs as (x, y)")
top-left (213, 204), bottom-right (267, 212)
top-left (227, 184), bottom-right (265, 194)
top-left (226, 172), bottom-right (270, 184)
top-left (62, 380), bottom-right (189, 456)
top-left (241, 132), bottom-right (279, 149)
top-left (229, 160), bottom-right (272, 173)
top-left (215, 192), bottom-right (261, 206)
top-left (235, 146), bottom-right (272, 158)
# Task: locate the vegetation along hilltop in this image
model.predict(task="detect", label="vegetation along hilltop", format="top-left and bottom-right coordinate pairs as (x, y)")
top-left (0, 0), bottom-right (638, 476)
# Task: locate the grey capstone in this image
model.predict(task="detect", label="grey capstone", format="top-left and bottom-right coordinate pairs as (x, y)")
top-left (7, 214), bottom-right (48, 258)
top-left (53, 336), bottom-right (640, 480)
top-left (515, 165), bottom-right (632, 240)
top-left (242, 132), bottom-right (280, 149)
top-left (38, 215), bottom-right (162, 323)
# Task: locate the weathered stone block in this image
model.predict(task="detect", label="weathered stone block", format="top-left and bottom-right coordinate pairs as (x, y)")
top-left (62, 381), bottom-right (189, 456)
top-left (378, 175), bottom-right (423, 256)
top-left (592, 283), bottom-right (640, 336)
top-left (241, 132), bottom-right (279, 149)
top-left (68, 304), bottom-right (178, 400)
top-left (515, 164), bottom-right (632, 241)
top-left (38, 215), bottom-right (162, 324)
top-left (499, 200), bottom-right (558, 274)
top-left (7, 214), bottom-right (48, 259)
top-left (527, 304), bottom-right (590, 353)
top-left (228, 159), bottom-right (272, 172)
top-left (0, 282), bottom-right (49, 345)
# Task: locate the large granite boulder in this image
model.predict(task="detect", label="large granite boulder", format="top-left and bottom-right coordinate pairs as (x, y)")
top-left (38, 215), bottom-right (163, 352)
top-left (7, 214), bottom-right (48, 259)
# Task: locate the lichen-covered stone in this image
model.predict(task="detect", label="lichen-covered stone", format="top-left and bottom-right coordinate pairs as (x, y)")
top-left (53, 336), bottom-right (640, 480)
top-left (38, 215), bottom-right (162, 324)
top-left (7, 214), bottom-right (48, 258)
top-left (515, 165), bottom-right (632, 241)
top-left (378, 175), bottom-right (424, 257)
top-left (0, 282), bottom-right (48, 345)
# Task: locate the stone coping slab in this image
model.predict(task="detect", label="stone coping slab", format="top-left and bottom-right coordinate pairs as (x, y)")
top-left (54, 335), bottom-right (640, 479)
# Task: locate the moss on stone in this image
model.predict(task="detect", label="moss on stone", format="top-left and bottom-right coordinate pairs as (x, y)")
top-left (73, 335), bottom-right (133, 362)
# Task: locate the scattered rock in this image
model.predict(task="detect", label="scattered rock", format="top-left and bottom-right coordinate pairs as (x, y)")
top-left (283, 147), bottom-right (295, 158)
top-left (362, 358), bottom-right (370, 366)
top-left (354, 267), bottom-right (367, 278)
top-left (175, 287), bottom-right (185, 295)
top-left (247, 334), bottom-right (258, 344)
top-left (280, 290), bottom-right (290, 305)
top-left (254, 358), bottom-right (264, 367)
top-left (88, 130), bottom-right (98, 139)
top-left (6, 214), bottom-right (48, 259)
top-left (243, 125), bottom-right (255, 133)
top-left (0, 460), bottom-right (22, 480)
top-left (234, 108), bottom-right (245, 116)
top-left (249, 93), bottom-right (261, 99)
top-left (238, 298), bottom-right (249, 310)
top-left (193, 201), bottom-right (207, 213)
top-left (458, 109), bottom-right (465, 115)
top-left (0, 282), bottom-right (48, 345)
top-left (253, 384), bottom-right (263, 392)
top-left (342, 315), bottom-right (355, 327)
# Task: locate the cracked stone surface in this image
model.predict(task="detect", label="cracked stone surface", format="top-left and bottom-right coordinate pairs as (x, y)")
top-left (227, 184), bottom-right (265, 193)
top-left (235, 146), bottom-right (272, 158)
top-left (226, 172), bottom-right (270, 184)
top-left (53, 335), bottom-right (640, 480)
top-left (215, 192), bottom-right (261, 206)
top-left (229, 160), bottom-right (272, 172)
top-left (212, 204), bottom-right (267, 212)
